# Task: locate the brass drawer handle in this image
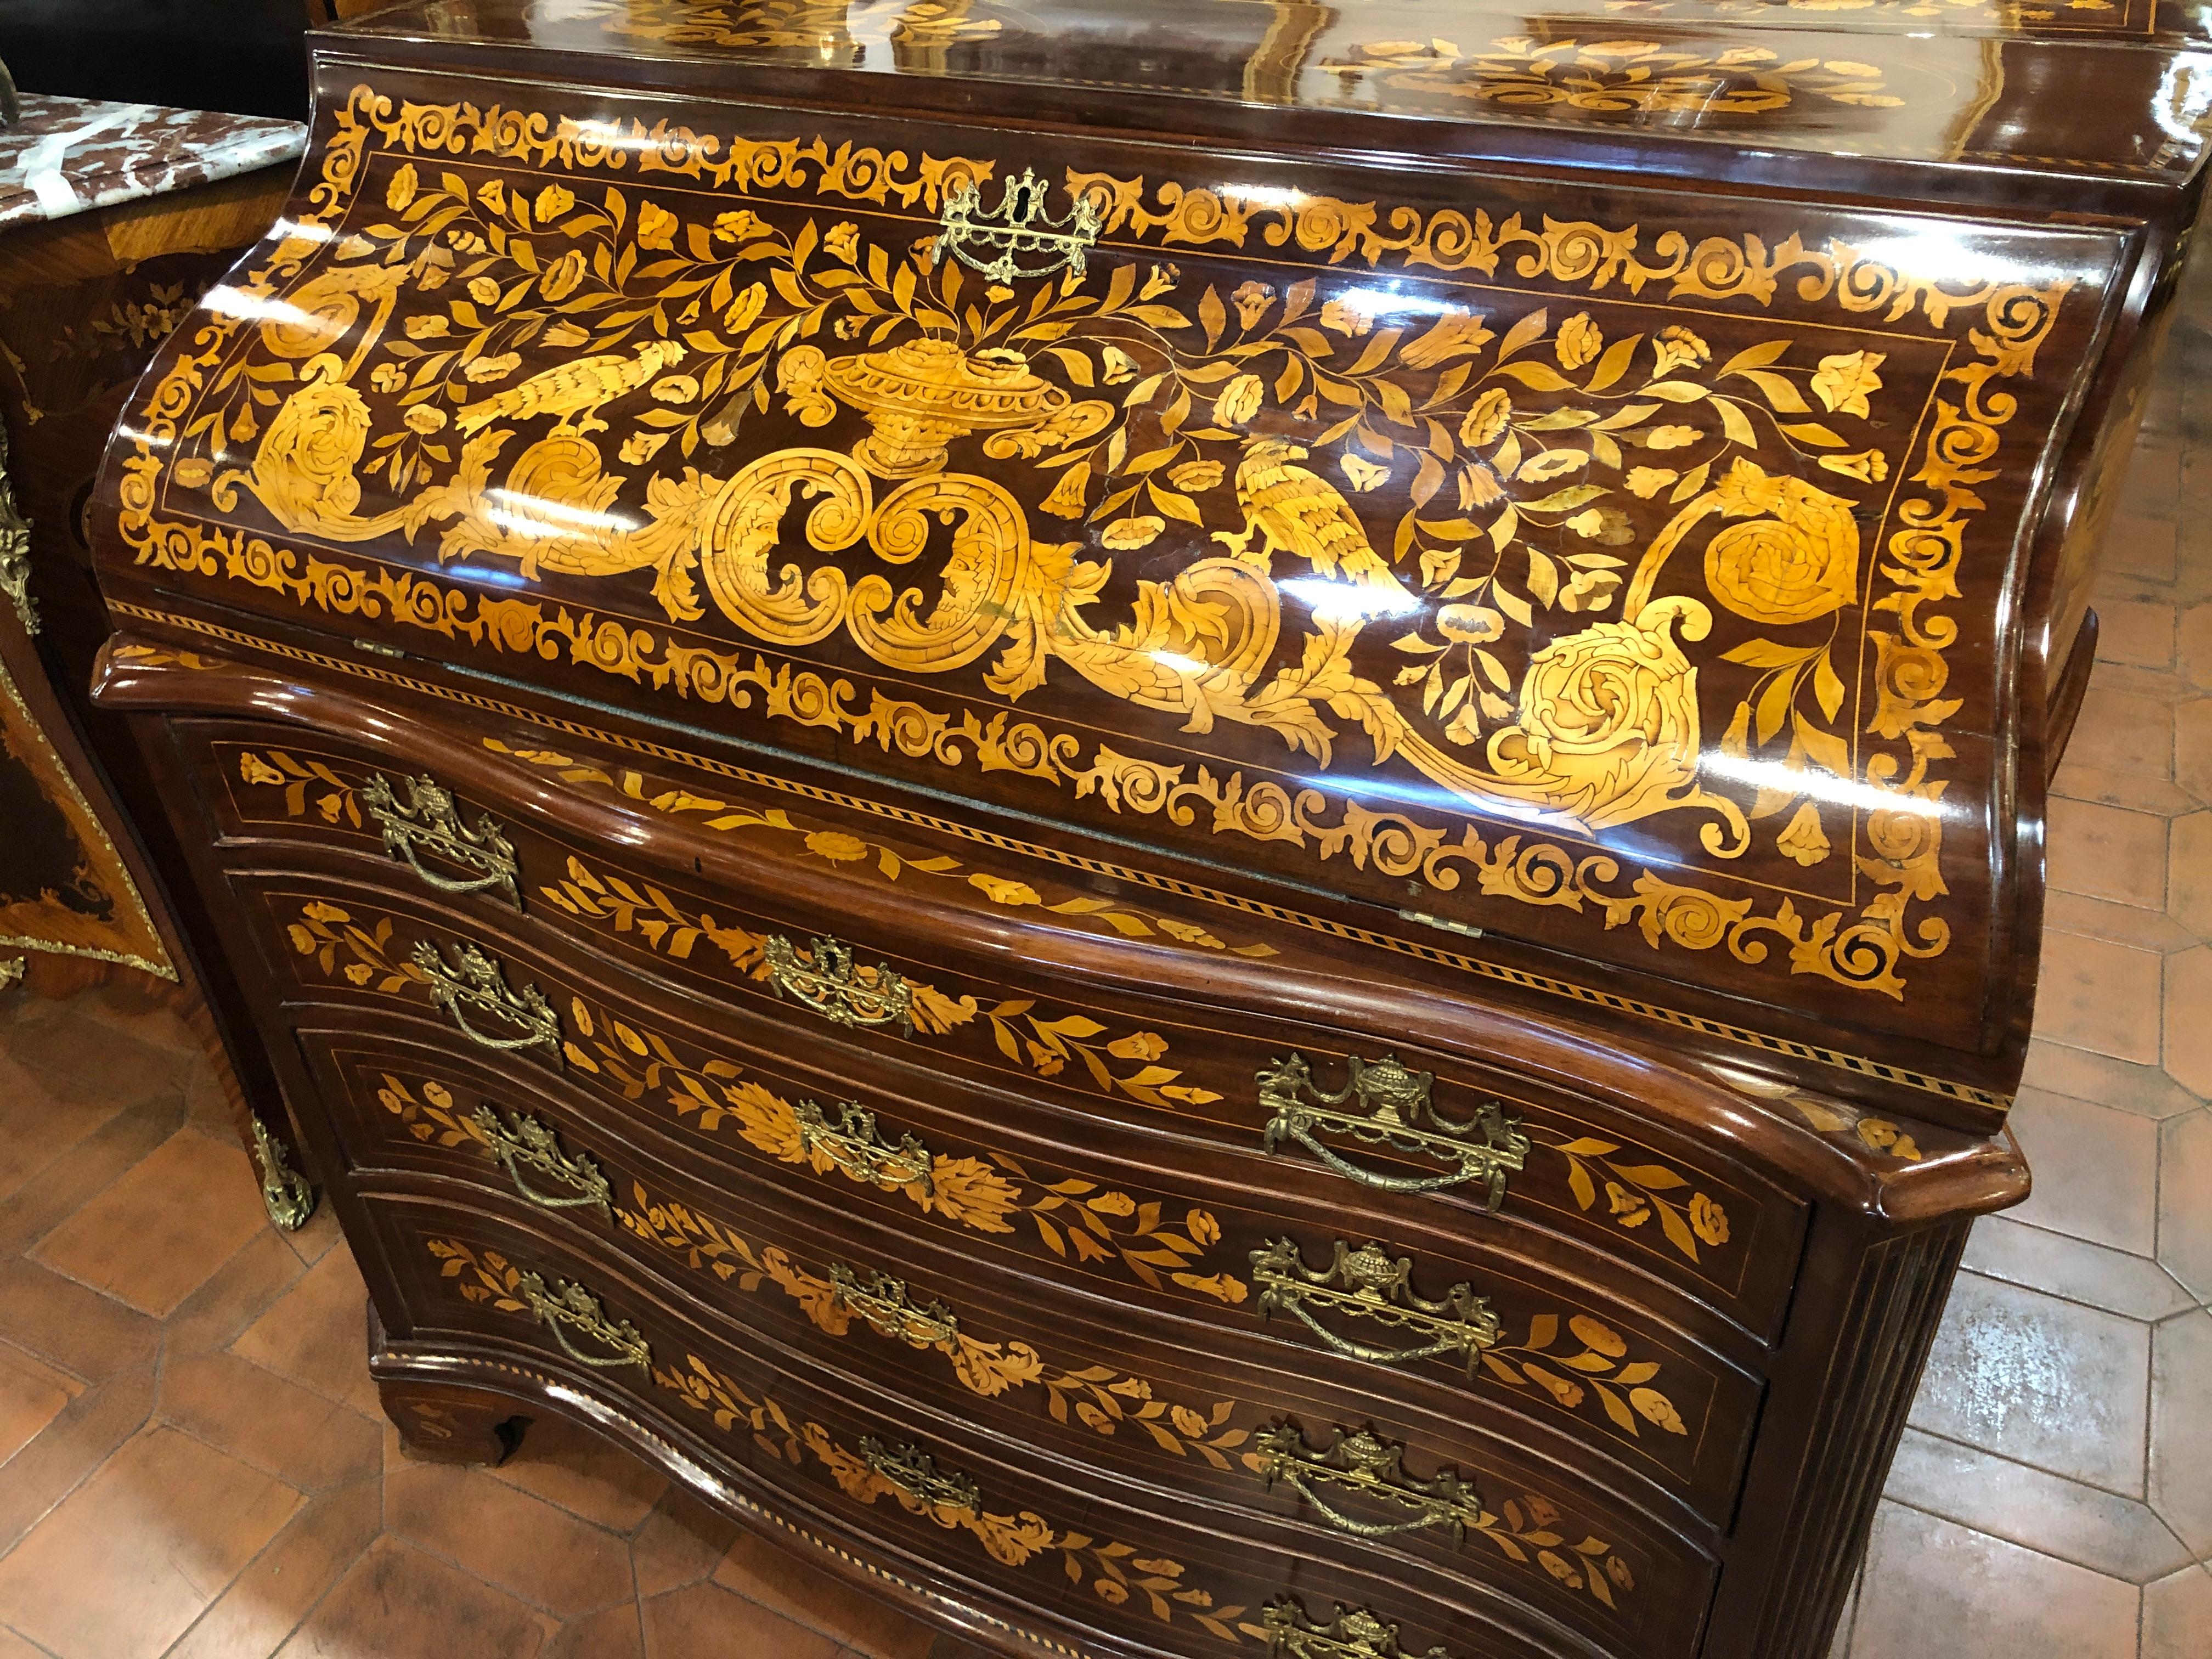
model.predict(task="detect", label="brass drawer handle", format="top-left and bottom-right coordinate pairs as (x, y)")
top-left (514, 1270), bottom-right (651, 1370)
top-left (470, 1104), bottom-right (611, 1217)
top-left (857, 1436), bottom-right (983, 1515)
top-left (411, 940), bottom-right (563, 1063)
top-left (1261, 1597), bottom-right (1451, 1659)
top-left (829, 1262), bottom-right (959, 1347)
top-left (795, 1098), bottom-right (934, 1193)
top-left (1255, 1420), bottom-right (1483, 1543)
top-left (763, 934), bottom-right (914, 1035)
top-left (363, 771), bottom-right (521, 907)
top-left (1260, 1054), bottom-right (1529, 1211)
top-left (1251, 1238), bottom-right (1499, 1373)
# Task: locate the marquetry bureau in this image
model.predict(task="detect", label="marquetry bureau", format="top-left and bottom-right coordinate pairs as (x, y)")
top-left (77, 1), bottom-right (2203, 1655)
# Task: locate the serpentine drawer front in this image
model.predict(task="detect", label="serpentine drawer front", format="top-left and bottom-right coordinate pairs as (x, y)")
top-left (261, 907), bottom-right (1765, 1521)
top-left (179, 715), bottom-right (1806, 1341)
top-left (303, 1015), bottom-right (1762, 1532)
top-left (91, 0), bottom-right (2162, 1649)
top-left (363, 1192), bottom-right (1720, 1659)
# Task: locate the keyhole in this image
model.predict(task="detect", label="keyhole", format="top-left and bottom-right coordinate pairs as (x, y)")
top-left (1010, 182), bottom-right (1035, 218)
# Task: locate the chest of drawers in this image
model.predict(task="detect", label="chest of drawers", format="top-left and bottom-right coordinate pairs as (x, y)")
top-left (83, 2), bottom-right (2197, 1653)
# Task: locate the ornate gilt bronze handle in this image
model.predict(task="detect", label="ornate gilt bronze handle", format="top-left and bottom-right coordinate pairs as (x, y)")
top-left (795, 1098), bottom-right (933, 1193)
top-left (829, 1262), bottom-right (959, 1347)
top-left (514, 1270), bottom-right (650, 1370)
top-left (1260, 1597), bottom-right (1451, 1659)
top-left (857, 1437), bottom-right (983, 1514)
top-left (362, 771), bottom-right (521, 907)
top-left (934, 166), bottom-right (1101, 284)
top-left (411, 940), bottom-right (563, 1063)
top-left (761, 934), bottom-right (914, 1035)
top-left (1254, 1420), bottom-right (1484, 1542)
top-left (1251, 1238), bottom-right (1499, 1373)
top-left (469, 1104), bottom-right (611, 1217)
top-left (1259, 1053), bottom-right (1529, 1211)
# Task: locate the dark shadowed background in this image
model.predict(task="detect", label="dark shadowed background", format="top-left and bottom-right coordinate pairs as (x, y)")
top-left (0, 0), bottom-right (377, 120)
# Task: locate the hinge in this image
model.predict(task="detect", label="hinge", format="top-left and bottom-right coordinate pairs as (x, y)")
top-left (1398, 909), bottom-right (1483, 940)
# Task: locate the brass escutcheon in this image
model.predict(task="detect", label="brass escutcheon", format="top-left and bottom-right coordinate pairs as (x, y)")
top-left (933, 166), bottom-right (1101, 285)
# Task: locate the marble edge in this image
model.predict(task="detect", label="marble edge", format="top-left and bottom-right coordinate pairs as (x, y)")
top-left (0, 119), bottom-right (308, 234)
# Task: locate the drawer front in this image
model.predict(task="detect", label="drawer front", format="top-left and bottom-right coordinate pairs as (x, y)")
top-left (301, 1013), bottom-right (1749, 1549)
top-left (364, 1189), bottom-right (1719, 1659)
top-left (193, 724), bottom-right (1805, 1340)
top-left (246, 873), bottom-right (1763, 1522)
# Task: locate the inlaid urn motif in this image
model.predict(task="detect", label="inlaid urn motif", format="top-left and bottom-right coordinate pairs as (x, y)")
top-left (821, 338), bottom-right (1072, 476)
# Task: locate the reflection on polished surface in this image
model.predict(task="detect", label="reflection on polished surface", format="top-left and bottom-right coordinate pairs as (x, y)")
top-left (110, 43), bottom-right (2124, 1088)
top-left (330, 0), bottom-right (2212, 175)
top-left (57, 1), bottom-right (2212, 1655)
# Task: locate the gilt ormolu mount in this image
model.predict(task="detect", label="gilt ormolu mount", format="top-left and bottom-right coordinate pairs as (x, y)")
top-left (81, 1), bottom-right (2205, 1655)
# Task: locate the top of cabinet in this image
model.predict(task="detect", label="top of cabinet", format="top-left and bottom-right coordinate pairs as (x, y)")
top-left (326, 0), bottom-right (2212, 194)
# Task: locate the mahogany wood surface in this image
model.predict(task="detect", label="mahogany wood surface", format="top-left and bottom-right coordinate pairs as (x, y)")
top-left (81, 3), bottom-right (2181, 1654)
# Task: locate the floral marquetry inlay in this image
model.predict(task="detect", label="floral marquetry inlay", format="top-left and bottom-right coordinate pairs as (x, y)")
top-left (124, 80), bottom-right (2075, 1026)
top-left (379, 1047), bottom-right (1702, 1465)
top-left (1322, 37), bottom-right (1901, 114)
top-left (420, 1232), bottom-right (1651, 1643)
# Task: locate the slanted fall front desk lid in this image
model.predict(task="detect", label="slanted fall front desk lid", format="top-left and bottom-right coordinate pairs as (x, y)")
top-left (97, 0), bottom-right (2201, 1116)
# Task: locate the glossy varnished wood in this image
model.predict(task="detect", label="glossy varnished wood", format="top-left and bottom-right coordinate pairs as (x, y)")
top-left (82, 3), bottom-right (2179, 1654)
top-left (89, 45), bottom-right (2153, 1117)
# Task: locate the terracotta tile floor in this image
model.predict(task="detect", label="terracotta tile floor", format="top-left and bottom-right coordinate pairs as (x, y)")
top-left (5, 290), bottom-right (2212, 1659)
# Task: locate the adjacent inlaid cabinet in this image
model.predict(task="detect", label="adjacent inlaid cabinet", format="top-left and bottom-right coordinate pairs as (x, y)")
top-left (87, 1), bottom-right (2196, 1654)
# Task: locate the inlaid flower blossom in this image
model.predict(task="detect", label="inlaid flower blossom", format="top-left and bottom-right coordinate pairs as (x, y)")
top-left (1689, 1192), bottom-right (1731, 1247)
top-left (635, 201), bottom-right (678, 250)
top-left (1342, 455), bottom-right (1391, 491)
top-left (1459, 386), bottom-right (1511, 445)
top-left (539, 250), bottom-right (586, 302)
top-left (1211, 372), bottom-right (1263, 425)
top-left (1812, 349), bottom-right (1887, 419)
top-left (1102, 515), bottom-right (1164, 550)
top-left (1652, 325), bottom-right (1710, 377)
top-left (1556, 312), bottom-right (1603, 369)
top-left (1777, 801), bottom-right (1832, 866)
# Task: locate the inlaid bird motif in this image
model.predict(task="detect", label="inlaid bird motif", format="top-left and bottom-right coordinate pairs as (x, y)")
top-left (1209, 437), bottom-right (1415, 605)
top-left (456, 339), bottom-right (686, 437)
